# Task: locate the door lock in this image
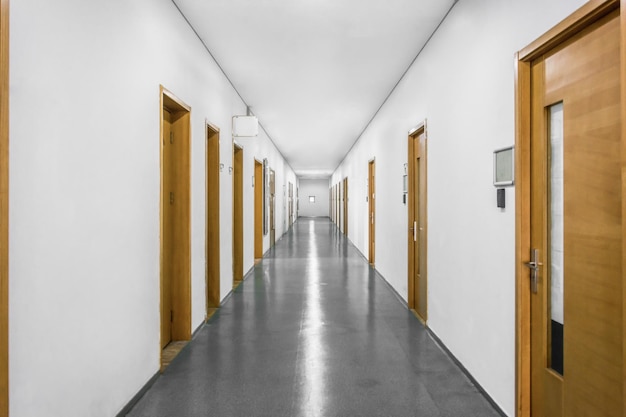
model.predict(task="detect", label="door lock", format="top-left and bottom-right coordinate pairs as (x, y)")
top-left (524, 248), bottom-right (542, 294)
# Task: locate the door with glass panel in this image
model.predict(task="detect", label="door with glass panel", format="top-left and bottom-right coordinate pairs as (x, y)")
top-left (526, 9), bottom-right (622, 416)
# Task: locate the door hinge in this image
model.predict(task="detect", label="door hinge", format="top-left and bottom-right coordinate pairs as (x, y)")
top-left (170, 192), bottom-right (174, 205)
top-left (170, 132), bottom-right (174, 144)
top-left (170, 310), bottom-right (173, 323)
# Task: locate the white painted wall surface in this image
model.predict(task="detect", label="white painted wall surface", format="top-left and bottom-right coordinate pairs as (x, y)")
top-left (9, 0), bottom-right (294, 416)
top-left (331, 0), bottom-right (587, 415)
top-left (298, 179), bottom-right (330, 217)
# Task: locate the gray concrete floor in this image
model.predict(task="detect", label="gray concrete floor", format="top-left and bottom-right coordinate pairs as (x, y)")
top-left (126, 218), bottom-right (503, 417)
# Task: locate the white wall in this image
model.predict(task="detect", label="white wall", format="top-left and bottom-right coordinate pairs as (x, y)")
top-left (298, 179), bottom-right (330, 217)
top-left (331, 0), bottom-right (587, 415)
top-left (9, 1), bottom-right (295, 416)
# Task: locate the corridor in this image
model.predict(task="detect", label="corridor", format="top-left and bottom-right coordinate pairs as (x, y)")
top-left (127, 218), bottom-right (502, 417)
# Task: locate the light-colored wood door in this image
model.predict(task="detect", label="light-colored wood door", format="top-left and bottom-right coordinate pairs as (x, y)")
top-left (206, 124), bottom-right (220, 314)
top-left (270, 169), bottom-right (275, 247)
top-left (0, 0), bottom-right (8, 412)
top-left (524, 8), bottom-right (623, 417)
top-left (254, 160), bottom-right (263, 259)
top-left (408, 124), bottom-right (427, 323)
top-left (369, 161), bottom-right (375, 265)
top-left (232, 144), bottom-right (243, 285)
top-left (343, 178), bottom-right (348, 236)
top-left (160, 87), bottom-right (191, 353)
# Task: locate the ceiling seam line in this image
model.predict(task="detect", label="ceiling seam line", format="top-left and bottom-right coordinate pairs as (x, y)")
top-left (332, 0), bottom-right (460, 175)
top-left (170, 0), bottom-right (298, 176)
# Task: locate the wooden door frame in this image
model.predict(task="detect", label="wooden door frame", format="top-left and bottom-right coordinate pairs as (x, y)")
top-left (159, 86), bottom-right (192, 354)
top-left (254, 159), bottom-right (263, 259)
top-left (407, 121), bottom-right (428, 323)
top-left (269, 169), bottom-right (275, 247)
top-left (0, 0), bottom-right (8, 413)
top-left (343, 178), bottom-right (348, 236)
top-left (205, 122), bottom-right (220, 318)
top-left (514, 1), bottom-right (625, 415)
top-left (232, 143), bottom-right (243, 285)
top-left (368, 160), bottom-right (375, 265)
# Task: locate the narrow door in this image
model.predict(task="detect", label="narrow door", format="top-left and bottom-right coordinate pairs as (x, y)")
top-left (232, 144), bottom-right (243, 286)
top-left (368, 161), bottom-right (376, 265)
top-left (343, 178), bottom-right (348, 236)
top-left (338, 182), bottom-right (343, 233)
top-left (254, 160), bottom-right (263, 260)
top-left (288, 182), bottom-right (293, 226)
top-left (408, 124), bottom-right (427, 323)
top-left (206, 124), bottom-right (220, 316)
top-left (0, 0), bottom-right (8, 411)
top-left (160, 87), bottom-right (191, 353)
top-left (270, 169), bottom-right (276, 247)
top-left (521, 7), bottom-right (623, 417)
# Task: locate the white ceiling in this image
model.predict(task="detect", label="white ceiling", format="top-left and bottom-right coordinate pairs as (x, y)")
top-left (173, 0), bottom-right (457, 178)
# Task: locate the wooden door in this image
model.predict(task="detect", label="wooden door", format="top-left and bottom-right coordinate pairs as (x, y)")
top-left (160, 87), bottom-right (191, 351)
top-left (254, 160), bottom-right (263, 259)
top-left (519, 5), bottom-right (624, 417)
top-left (343, 178), bottom-right (348, 236)
top-left (270, 169), bottom-right (275, 247)
top-left (206, 124), bottom-right (220, 313)
top-left (288, 182), bottom-right (293, 226)
top-left (232, 144), bottom-right (243, 285)
top-left (0, 0), bottom-right (8, 412)
top-left (408, 124), bottom-right (427, 323)
top-left (369, 161), bottom-right (375, 265)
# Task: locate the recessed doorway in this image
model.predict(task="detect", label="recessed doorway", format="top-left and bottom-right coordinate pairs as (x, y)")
top-left (368, 160), bottom-right (375, 265)
top-left (232, 144), bottom-right (243, 288)
top-left (205, 123), bottom-right (220, 320)
top-left (160, 86), bottom-right (191, 370)
top-left (254, 159), bottom-right (263, 261)
top-left (408, 122), bottom-right (427, 324)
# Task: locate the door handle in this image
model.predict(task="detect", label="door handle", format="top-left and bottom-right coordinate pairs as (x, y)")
top-left (524, 248), bottom-right (543, 294)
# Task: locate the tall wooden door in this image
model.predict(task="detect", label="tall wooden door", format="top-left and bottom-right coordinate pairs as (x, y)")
top-left (160, 87), bottom-right (191, 350)
top-left (288, 182), bottom-right (293, 226)
top-left (518, 4), bottom-right (624, 416)
top-left (343, 178), bottom-right (348, 236)
top-left (0, 0), bottom-right (8, 411)
top-left (232, 144), bottom-right (243, 285)
top-left (254, 160), bottom-right (263, 260)
top-left (206, 124), bottom-right (220, 313)
top-left (408, 124), bottom-right (427, 323)
top-left (369, 161), bottom-right (376, 265)
top-left (270, 169), bottom-right (276, 247)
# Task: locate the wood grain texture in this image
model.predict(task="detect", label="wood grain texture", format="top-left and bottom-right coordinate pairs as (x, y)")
top-left (254, 160), bottom-right (263, 259)
top-left (368, 160), bottom-right (375, 265)
top-left (233, 145), bottom-right (243, 284)
top-left (0, 0), bottom-right (8, 414)
top-left (160, 87), bottom-right (192, 355)
top-left (517, 4), bottom-right (623, 415)
top-left (514, 54), bottom-right (532, 417)
top-left (407, 124), bottom-right (427, 321)
top-left (206, 125), bottom-right (220, 311)
top-left (621, 2), bottom-right (626, 416)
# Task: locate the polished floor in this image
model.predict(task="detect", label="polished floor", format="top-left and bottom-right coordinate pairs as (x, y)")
top-left (127, 218), bottom-right (503, 417)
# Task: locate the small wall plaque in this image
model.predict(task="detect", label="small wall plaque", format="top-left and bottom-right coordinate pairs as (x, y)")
top-left (494, 146), bottom-right (514, 187)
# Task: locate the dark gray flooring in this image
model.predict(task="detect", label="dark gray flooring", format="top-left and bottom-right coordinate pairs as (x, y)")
top-left (126, 218), bottom-right (502, 417)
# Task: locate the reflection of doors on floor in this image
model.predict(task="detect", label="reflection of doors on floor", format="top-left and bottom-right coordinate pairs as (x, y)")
top-left (160, 86), bottom-right (191, 369)
top-left (270, 169), bottom-right (276, 247)
top-left (516, 3), bottom-right (624, 416)
top-left (368, 160), bottom-right (375, 265)
top-left (232, 144), bottom-right (243, 287)
top-left (254, 160), bottom-right (263, 260)
top-left (206, 123), bottom-right (220, 320)
top-left (408, 123), bottom-right (427, 324)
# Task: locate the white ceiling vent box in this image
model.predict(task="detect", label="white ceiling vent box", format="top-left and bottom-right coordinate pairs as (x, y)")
top-left (232, 116), bottom-right (258, 137)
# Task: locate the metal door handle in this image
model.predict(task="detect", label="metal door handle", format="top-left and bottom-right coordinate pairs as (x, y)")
top-left (524, 249), bottom-right (543, 293)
